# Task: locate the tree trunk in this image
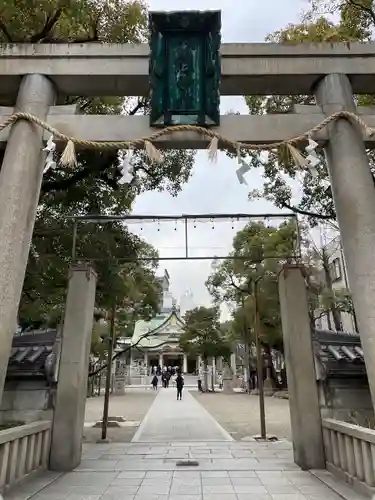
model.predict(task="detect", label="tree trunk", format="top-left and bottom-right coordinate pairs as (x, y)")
top-left (322, 250), bottom-right (342, 331)
top-left (326, 310), bottom-right (332, 330)
top-left (263, 343), bottom-right (275, 389)
top-left (243, 342), bottom-right (251, 393)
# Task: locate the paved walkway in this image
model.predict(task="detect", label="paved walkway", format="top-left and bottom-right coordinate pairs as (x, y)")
top-left (132, 387), bottom-right (233, 442)
top-left (5, 388), bottom-right (364, 500)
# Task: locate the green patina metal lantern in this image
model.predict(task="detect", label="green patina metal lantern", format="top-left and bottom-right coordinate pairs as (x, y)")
top-left (149, 10), bottom-right (221, 128)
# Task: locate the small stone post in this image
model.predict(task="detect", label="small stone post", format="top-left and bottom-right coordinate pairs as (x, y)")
top-left (0, 74), bottom-right (55, 404)
top-left (315, 74), bottom-right (375, 409)
top-left (278, 265), bottom-right (325, 470)
top-left (222, 362), bottom-right (233, 393)
top-left (50, 264), bottom-right (97, 471)
top-left (114, 355), bottom-right (126, 395)
top-left (183, 354), bottom-right (188, 373)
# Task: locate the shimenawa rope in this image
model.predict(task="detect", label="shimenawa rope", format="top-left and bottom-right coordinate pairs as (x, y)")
top-left (0, 110), bottom-right (373, 167)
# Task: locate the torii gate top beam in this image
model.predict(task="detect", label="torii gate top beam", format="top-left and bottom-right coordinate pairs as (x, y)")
top-left (0, 42), bottom-right (375, 100)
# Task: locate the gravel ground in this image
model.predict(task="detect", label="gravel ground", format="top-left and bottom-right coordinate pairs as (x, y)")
top-left (83, 389), bottom-right (157, 442)
top-left (191, 391), bottom-right (292, 441)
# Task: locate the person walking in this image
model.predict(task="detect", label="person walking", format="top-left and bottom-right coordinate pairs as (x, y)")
top-left (176, 371), bottom-right (184, 400)
top-left (151, 374), bottom-right (158, 390)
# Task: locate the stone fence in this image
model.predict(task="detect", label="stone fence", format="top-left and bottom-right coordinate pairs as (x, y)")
top-left (0, 421), bottom-right (51, 493)
top-left (322, 418), bottom-right (375, 496)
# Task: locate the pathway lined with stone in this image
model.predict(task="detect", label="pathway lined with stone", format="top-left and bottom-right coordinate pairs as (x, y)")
top-left (5, 388), bottom-right (364, 500)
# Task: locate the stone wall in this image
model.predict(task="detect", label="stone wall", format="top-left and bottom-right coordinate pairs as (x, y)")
top-left (318, 377), bottom-right (374, 427)
top-left (0, 379), bottom-right (55, 423)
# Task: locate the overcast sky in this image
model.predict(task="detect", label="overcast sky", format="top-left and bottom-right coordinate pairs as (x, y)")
top-left (130, 0), bottom-right (307, 313)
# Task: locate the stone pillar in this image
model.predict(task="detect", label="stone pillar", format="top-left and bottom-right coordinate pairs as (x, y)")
top-left (222, 363), bottom-right (233, 393)
top-left (212, 356), bottom-right (216, 385)
top-left (50, 264), bottom-right (97, 471)
top-left (0, 74), bottom-right (55, 404)
top-left (114, 355), bottom-right (126, 395)
top-left (230, 353), bottom-right (236, 372)
top-left (230, 353), bottom-right (237, 388)
top-left (128, 349), bottom-right (132, 384)
top-left (144, 351), bottom-right (148, 369)
top-left (159, 353), bottom-right (163, 367)
top-left (278, 265), bottom-right (325, 470)
top-left (315, 73), bottom-right (375, 408)
top-left (183, 354), bottom-right (188, 373)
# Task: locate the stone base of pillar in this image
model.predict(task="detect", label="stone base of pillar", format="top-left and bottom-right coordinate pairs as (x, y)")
top-left (222, 364), bottom-right (233, 392)
top-left (114, 380), bottom-right (125, 394)
top-left (263, 377), bottom-right (274, 391)
top-left (222, 379), bottom-right (233, 393)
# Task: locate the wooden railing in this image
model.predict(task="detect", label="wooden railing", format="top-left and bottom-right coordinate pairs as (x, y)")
top-left (322, 418), bottom-right (375, 494)
top-left (0, 421), bottom-right (51, 492)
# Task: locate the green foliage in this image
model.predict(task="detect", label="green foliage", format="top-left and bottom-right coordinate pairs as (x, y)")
top-left (206, 221), bottom-right (297, 350)
top-left (179, 306), bottom-right (232, 361)
top-left (245, 0), bottom-right (375, 226)
top-left (334, 288), bottom-right (355, 315)
top-left (6, 1), bottom-right (195, 334)
top-left (0, 0), bottom-right (148, 44)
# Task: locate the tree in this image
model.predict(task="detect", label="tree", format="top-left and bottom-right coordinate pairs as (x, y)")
top-left (3, 1), bottom-right (195, 329)
top-left (207, 221), bottom-right (296, 348)
top-left (179, 306), bottom-right (231, 391)
top-left (244, 0), bottom-right (375, 226)
top-left (206, 221), bottom-right (297, 388)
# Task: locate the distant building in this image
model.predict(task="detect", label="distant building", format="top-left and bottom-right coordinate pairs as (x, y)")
top-left (314, 238), bottom-right (357, 333)
top-left (156, 269), bottom-right (178, 314)
top-left (180, 288), bottom-right (195, 316)
top-left (116, 270), bottom-right (199, 385)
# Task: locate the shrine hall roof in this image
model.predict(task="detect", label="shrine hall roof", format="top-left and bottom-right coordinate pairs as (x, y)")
top-left (7, 329), bottom-right (59, 380)
top-left (131, 309), bottom-right (185, 349)
top-left (312, 329), bottom-right (366, 378)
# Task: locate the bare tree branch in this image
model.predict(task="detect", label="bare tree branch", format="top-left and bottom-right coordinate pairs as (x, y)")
top-left (280, 201), bottom-right (333, 220)
top-left (229, 274), bottom-right (251, 295)
top-left (0, 18), bottom-right (14, 42)
top-left (88, 329), bottom-right (170, 378)
top-left (29, 8), bottom-right (63, 42)
top-left (347, 0), bottom-right (375, 25)
top-left (129, 98), bottom-right (149, 116)
top-left (313, 309), bottom-right (330, 323)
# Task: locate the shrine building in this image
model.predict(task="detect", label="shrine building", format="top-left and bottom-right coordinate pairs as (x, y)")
top-left (116, 270), bottom-right (200, 378)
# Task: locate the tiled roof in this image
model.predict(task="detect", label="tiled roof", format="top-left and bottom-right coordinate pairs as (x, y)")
top-left (7, 329), bottom-right (59, 379)
top-left (131, 309), bottom-right (185, 349)
top-left (312, 329), bottom-right (366, 378)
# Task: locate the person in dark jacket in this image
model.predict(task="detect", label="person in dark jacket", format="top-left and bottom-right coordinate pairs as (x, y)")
top-left (151, 375), bottom-right (158, 390)
top-left (176, 372), bottom-right (184, 400)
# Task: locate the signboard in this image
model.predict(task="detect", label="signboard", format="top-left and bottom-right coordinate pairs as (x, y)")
top-left (149, 10), bottom-right (221, 127)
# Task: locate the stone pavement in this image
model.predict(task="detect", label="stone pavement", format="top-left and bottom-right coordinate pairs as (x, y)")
top-left (5, 388), bottom-right (365, 500)
top-left (132, 386), bottom-right (233, 442)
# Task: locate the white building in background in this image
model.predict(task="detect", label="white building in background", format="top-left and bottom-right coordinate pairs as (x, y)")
top-left (180, 288), bottom-right (195, 317)
top-left (156, 269), bottom-right (174, 313)
top-left (314, 238), bottom-right (357, 333)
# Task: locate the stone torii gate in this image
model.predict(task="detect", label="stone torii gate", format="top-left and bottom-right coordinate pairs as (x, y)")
top-left (1, 29), bottom-right (375, 470)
